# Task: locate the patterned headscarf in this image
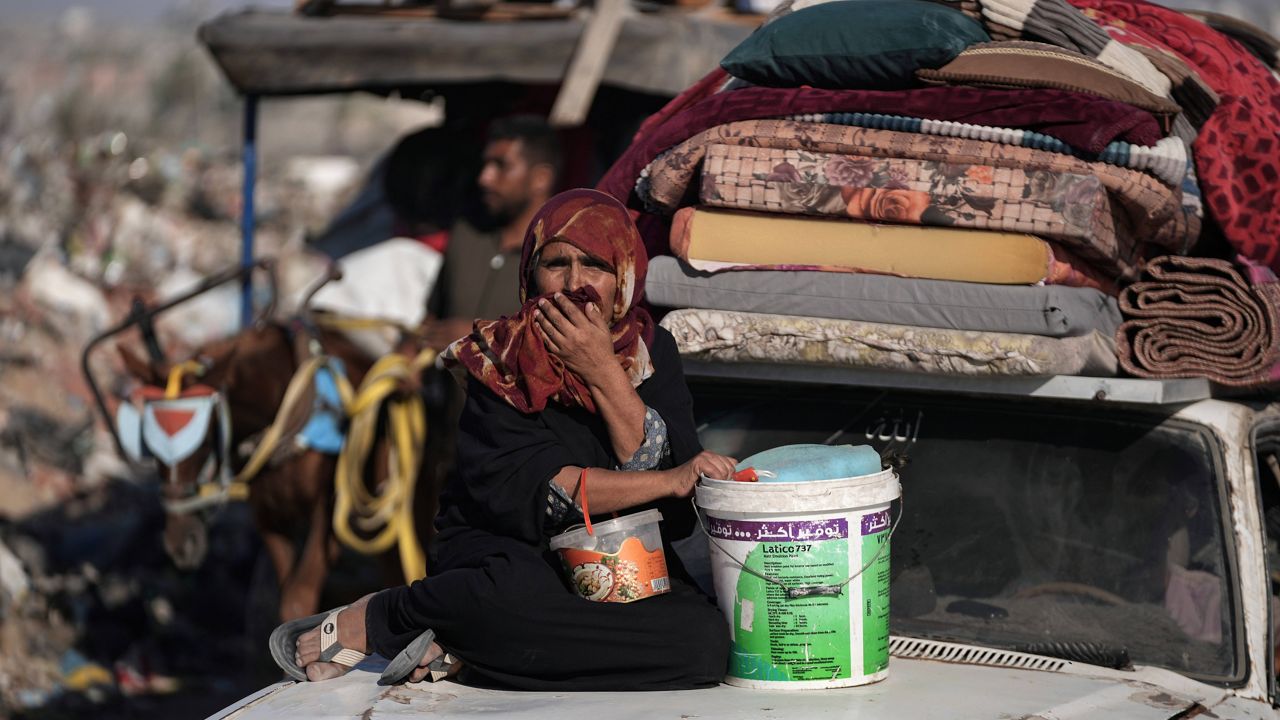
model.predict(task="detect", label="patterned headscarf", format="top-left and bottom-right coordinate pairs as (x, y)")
top-left (444, 189), bottom-right (655, 414)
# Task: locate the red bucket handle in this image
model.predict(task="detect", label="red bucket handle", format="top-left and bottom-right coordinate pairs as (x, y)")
top-left (579, 468), bottom-right (594, 536)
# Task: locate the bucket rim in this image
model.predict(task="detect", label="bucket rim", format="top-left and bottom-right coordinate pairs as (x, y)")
top-left (698, 467), bottom-right (897, 491)
top-left (694, 469), bottom-right (900, 513)
top-left (549, 508), bottom-right (664, 551)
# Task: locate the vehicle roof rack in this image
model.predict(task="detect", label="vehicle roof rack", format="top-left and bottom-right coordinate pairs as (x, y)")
top-left (682, 360), bottom-right (1214, 406)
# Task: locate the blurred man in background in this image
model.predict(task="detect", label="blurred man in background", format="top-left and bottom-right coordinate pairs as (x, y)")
top-left (424, 114), bottom-right (561, 349)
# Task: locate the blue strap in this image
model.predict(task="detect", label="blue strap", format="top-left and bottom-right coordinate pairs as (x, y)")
top-left (297, 361), bottom-right (347, 455)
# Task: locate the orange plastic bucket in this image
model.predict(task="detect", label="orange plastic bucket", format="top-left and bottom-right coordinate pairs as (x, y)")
top-left (550, 509), bottom-right (670, 603)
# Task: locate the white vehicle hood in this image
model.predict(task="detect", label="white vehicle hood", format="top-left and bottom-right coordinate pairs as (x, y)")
top-left (211, 655), bottom-right (1218, 720)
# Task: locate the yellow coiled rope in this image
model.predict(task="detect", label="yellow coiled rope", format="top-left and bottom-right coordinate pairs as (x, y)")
top-left (237, 313), bottom-right (411, 484)
top-left (332, 347), bottom-right (437, 584)
top-left (224, 337), bottom-right (435, 584)
top-left (235, 355), bottom-right (334, 484)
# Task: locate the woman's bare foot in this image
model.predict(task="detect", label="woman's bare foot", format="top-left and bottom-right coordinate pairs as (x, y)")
top-left (292, 593), bottom-right (456, 683)
top-left (407, 643), bottom-right (458, 683)
top-left (294, 594), bottom-right (373, 681)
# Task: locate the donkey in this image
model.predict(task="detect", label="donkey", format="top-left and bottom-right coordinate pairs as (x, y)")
top-left (117, 321), bottom-right (408, 622)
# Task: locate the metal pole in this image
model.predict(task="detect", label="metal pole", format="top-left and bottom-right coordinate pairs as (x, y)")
top-left (240, 95), bottom-right (259, 329)
top-left (82, 259), bottom-right (276, 460)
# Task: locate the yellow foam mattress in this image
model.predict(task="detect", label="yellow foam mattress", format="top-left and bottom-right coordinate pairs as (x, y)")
top-left (670, 206), bottom-right (1060, 285)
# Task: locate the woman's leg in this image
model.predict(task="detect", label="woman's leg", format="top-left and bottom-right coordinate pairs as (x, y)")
top-left (365, 541), bottom-right (730, 691)
top-left (293, 592), bottom-right (456, 683)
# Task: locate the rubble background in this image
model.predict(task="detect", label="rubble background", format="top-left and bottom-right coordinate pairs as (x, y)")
top-left (0, 4), bottom-right (441, 717)
top-left (6, 0), bottom-right (1272, 718)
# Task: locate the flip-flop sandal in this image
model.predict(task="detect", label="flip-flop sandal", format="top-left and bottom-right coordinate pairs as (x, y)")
top-left (269, 606), bottom-right (369, 682)
top-left (377, 629), bottom-right (458, 685)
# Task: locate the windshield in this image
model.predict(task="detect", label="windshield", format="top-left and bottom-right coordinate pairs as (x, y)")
top-left (691, 380), bottom-right (1237, 681)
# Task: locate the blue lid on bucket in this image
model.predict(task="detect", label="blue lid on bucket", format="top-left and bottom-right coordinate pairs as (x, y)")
top-left (736, 444), bottom-right (882, 483)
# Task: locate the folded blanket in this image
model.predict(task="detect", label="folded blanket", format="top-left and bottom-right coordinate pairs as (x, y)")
top-left (1115, 256), bottom-right (1280, 388)
top-left (915, 40), bottom-right (1184, 117)
top-left (660, 308), bottom-right (1118, 377)
top-left (788, 111), bottom-right (1189, 187)
top-left (646, 256), bottom-right (1123, 338)
top-left (972, 0), bottom-right (1171, 96)
top-left (973, 0), bottom-right (1221, 134)
top-left (640, 120), bottom-right (1197, 278)
top-left (596, 85), bottom-right (1165, 203)
top-left (1127, 44), bottom-right (1218, 131)
top-left (670, 206), bottom-right (1112, 289)
top-left (700, 144), bottom-right (1121, 261)
top-left (1067, 0), bottom-right (1280, 276)
top-left (946, 0), bottom-right (1280, 273)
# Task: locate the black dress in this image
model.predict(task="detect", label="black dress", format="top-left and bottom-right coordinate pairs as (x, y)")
top-left (364, 327), bottom-right (730, 690)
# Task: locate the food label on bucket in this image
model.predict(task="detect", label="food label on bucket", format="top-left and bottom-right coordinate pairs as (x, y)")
top-left (709, 515), bottom-right (890, 685)
top-left (559, 536), bottom-right (670, 603)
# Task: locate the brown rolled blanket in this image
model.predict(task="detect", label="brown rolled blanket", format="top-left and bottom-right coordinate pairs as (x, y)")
top-left (1115, 256), bottom-right (1280, 387)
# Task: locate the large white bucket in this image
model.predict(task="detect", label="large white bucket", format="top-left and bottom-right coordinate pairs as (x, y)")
top-left (696, 469), bottom-right (900, 690)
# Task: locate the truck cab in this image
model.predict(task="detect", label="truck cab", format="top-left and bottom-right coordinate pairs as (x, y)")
top-left (210, 365), bottom-right (1280, 719)
top-left (686, 363), bottom-right (1280, 718)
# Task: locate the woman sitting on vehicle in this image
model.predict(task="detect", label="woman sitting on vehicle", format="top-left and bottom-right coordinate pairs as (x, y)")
top-left (276, 188), bottom-right (735, 690)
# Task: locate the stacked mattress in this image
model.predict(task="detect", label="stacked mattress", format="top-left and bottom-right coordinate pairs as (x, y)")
top-left (598, 0), bottom-right (1280, 385)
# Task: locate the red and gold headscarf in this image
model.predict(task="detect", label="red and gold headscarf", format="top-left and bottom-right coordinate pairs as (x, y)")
top-left (444, 189), bottom-right (655, 414)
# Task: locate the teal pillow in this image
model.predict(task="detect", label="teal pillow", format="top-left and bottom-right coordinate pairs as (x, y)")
top-left (720, 0), bottom-right (990, 90)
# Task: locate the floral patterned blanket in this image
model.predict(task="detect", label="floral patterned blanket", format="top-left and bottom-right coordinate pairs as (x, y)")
top-left (639, 119), bottom-right (1199, 281)
top-left (790, 111), bottom-right (1190, 188)
top-left (659, 308), bottom-right (1118, 378)
top-left (596, 85), bottom-right (1165, 208)
top-left (701, 144), bottom-right (1117, 260)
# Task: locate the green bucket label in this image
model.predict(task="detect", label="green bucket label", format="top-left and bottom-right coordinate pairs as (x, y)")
top-left (861, 519), bottom-right (891, 675)
top-left (710, 514), bottom-right (890, 683)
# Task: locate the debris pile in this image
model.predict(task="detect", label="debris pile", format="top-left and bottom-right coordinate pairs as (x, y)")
top-left (0, 9), bottom-right (431, 716)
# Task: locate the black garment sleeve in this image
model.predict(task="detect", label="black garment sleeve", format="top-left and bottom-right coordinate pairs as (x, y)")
top-left (441, 327), bottom-right (700, 546)
top-left (453, 378), bottom-right (578, 545)
top-left (366, 328), bottom-right (712, 662)
top-left (636, 327), bottom-right (703, 540)
top-left (636, 328), bottom-right (700, 465)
